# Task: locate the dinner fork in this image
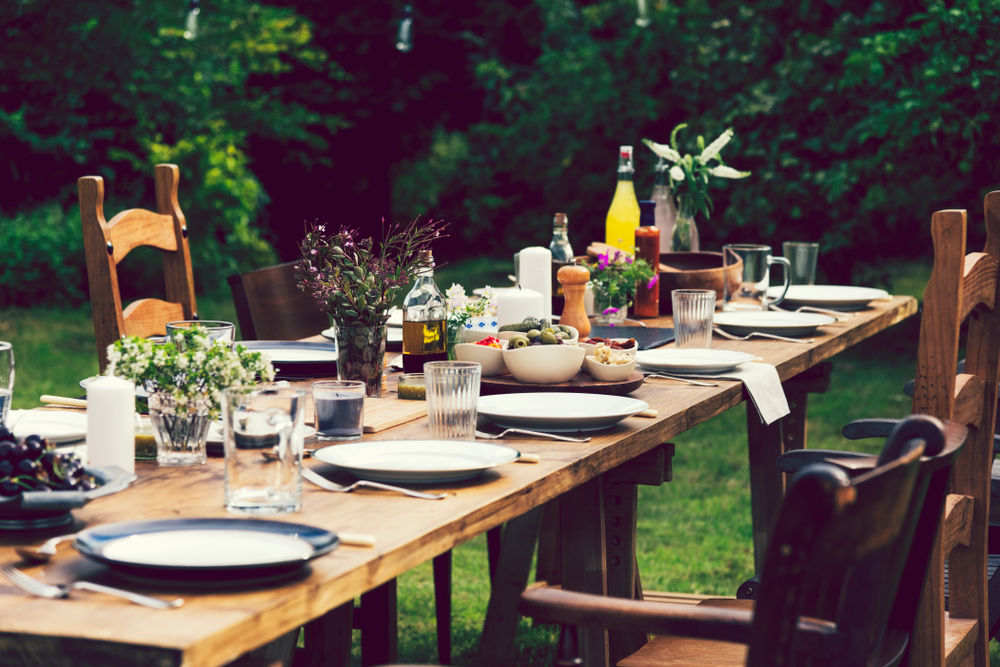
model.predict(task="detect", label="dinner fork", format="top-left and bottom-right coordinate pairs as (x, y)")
top-left (769, 304), bottom-right (855, 319)
top-left (1, 564), bottom-right (183, 609)
top-left (301, 467), bottom-right (446, 500)
top-left (475, 428), bottom-right (590, 443)
top-left (713, 327), bottom-right (813, 344)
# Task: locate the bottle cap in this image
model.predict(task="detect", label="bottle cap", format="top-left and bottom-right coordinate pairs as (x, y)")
top-left (553, 212), bottom-right (568, 227)
top-left (619, 146), bottom-right (633, 159)
top-left (639, 200), bottom-right (656, 226)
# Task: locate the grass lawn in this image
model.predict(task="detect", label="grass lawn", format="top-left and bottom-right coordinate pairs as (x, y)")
top-left (5, 258), bottom-right (995, 665)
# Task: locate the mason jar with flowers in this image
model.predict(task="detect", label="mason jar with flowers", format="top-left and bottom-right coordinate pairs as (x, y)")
top-left (106, 327), bottom-right (274, 466)
top-left (296, 217), bottom-right (447, 397)
top-left (589, 250), bottom-right (658, 325)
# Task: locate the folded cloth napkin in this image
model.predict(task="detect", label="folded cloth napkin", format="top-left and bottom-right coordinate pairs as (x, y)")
top-left (655, 362), bottom-right (789, 425)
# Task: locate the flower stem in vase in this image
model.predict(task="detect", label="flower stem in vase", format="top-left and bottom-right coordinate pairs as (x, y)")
top-left (672, 196), bottom-right (700, 253)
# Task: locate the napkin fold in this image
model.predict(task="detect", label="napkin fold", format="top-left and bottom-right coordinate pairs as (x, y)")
top-left (661, 362), bottom-right (789, 425)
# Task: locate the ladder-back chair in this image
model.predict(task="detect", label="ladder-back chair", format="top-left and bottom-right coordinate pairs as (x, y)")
top-left (79, 164), bottom-right (197, 373)
top-left (227, 262), bottom-right (329, 341)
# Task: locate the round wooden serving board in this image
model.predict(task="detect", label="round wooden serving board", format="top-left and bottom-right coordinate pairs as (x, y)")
top-left (480, 370), bottom-right (644, 396)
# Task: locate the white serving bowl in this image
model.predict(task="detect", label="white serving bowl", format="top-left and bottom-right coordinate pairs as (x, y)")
top-left (461, 329), bottom-right (501, 344)
top-left (497, 325), bottom-right (579, 346)
top-left (579, 339), bottom-right (638, 370)
top-left (502, 344), bottom-right (585, 384)
top-left (453, 340), bottom-right (509, 376)
top-left (585, 355), bottom-right (637, 382)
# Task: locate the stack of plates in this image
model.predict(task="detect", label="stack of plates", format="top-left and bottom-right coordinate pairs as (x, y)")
top-left (713, 311), bottom-right (836, 336)
top-left (635, 349), bottom-right (755, 375)
top-left (477, 393), bottom-right (649, 433)
top-left (312, 440), bottom-right (520, 483)
top-left (240, 341), bottom-right (339, 378)
top-left (766, 285), bottom-right (889, 311)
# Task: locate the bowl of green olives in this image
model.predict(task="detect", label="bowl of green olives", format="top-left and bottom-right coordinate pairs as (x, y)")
top-left (501, 342), bottom-right (585, 384)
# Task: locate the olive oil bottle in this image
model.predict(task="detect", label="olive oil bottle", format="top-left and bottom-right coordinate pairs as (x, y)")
top-left (402, 250), bottom-right (448, 373)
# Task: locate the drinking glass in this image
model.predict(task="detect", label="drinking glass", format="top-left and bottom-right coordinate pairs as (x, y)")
top-left (166, 320), bottom-right (236, 348)
top-left (312, 380), bottom-right (365, 441)
top-left (0, 342), bottom-right (13, 429)
top-left (722, 244), bottom-right (791, 312)
top-left (782, 242), bottom-right (820, 285)
top-left (671, 290), bottom-right (715, 348)
top-left (223, 387), bottom-right (306, 516)
top-left (425, 361), bottom-right (481, 441)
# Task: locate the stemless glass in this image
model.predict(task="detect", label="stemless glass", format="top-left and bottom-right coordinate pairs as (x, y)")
top-left (425, 361), bottom-right (481, 441)
top-left (223, 387), bottom-right (306, 516)
top-left (0, 342), bottom-right (13, 429)
top-left (782, 241), bottom-right (820, 285)
top-left (671, 290), bottom-right (716, 349)
top-left (166, 321), bottom-right (236, 348)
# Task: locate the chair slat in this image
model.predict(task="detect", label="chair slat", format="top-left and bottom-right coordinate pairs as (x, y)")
top-left (107, 209), bottom-right (177, 263)
top-left (959, 253), bottom-right (998, 321)
top-left (953, 374), bottom-right (986, 430)
top-left (123, 299), bottom-right (186, 339)
top-left (943, 494), bottom-right (975, 557)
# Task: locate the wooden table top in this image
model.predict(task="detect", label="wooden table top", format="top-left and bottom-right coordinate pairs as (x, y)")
top-left (0, 297), bottom-right (917, 667)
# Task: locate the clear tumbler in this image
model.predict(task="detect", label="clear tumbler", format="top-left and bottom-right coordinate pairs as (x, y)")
top-left (671, 290), bottom-right (716, 349)
top-left (424, 361), bottom-right (481, 441)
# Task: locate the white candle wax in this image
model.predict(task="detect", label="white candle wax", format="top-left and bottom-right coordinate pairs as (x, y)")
top-left (86, 377), bottom-right (136, 473)
top-left (518, 246), bottom-right (552, 322)
top-left (496, 287), bottom-right (544, 328)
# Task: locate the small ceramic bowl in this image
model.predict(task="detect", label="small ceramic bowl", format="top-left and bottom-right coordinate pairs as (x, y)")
top-left (585, 355), bottom-right (637, 382)
top-left (497, 325), bottom-right (579, 346)
top-left (502, 344), bottom-right (585, 384)
top-left (454, 340), bottom-right (509, 376)
top-left (461, 329), bottom-right (501, 344)
top-left (578, 339), bottom-right (638, 370)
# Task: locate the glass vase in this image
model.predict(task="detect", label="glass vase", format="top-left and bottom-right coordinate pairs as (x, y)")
top-left (592, 283), bottom-right (629, 325)
top-left (446, 322), bottom-right (464, 361)
top-left (672, 196), bottom-right (700, 253)
top-left (334, 324), bottom-right (387, 398)
top-left (148, 393), bottom-right (211, 466)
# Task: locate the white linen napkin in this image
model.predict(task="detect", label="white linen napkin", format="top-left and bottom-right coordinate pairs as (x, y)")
top-left (663, 362), bottom-right (789, 425)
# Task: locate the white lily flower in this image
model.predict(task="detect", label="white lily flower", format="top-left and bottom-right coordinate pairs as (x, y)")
top-left (643, 139), bottom-right (682, 163)
top-left (708, 165), bottom-right (751, 179)
top-left (698, 128), bottom-right (734, 164)
top-left (669, 165), bottom-right (685, 182)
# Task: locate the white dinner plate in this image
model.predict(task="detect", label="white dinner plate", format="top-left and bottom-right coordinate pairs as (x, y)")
top-left (766, 285), bottom-right (890, 311)
top-left (102, 530), bottom-right (314, 567)
top-left (80, 376), bottom-right (149, 398)
top-left (712, 311), bottom-right (837, 337)
top-left (635, 349), bottom-right (756, 375)
top-left (10, 410), bottom-right (88, 444)
top-left (321, 328), bottom-right (403, 344)
top-left (477, 393), bottom-right (650, 433)
top-left (312, 440), bottom-right (520, 483)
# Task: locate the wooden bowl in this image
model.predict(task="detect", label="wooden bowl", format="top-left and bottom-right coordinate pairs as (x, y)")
top-left (657, 252), bottom-right (743, 314)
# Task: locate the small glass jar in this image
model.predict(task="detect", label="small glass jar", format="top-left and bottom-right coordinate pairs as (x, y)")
top-left (397, 374), bottom-right (426, 401)
top-left (134, 416), bottom-right (158, 460)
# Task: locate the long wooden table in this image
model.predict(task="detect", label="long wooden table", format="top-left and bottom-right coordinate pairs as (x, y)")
top-left (0, 297), bottom-right (916, 667)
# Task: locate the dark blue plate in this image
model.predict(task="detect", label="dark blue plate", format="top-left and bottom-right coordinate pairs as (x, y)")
top-left (74, 518), bottom-right (340, 587)
top-left (239, 341), bottom-right (338, 379)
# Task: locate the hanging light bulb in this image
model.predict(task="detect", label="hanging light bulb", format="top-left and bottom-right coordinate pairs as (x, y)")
top-left (635, 0), bottom-right (650, 27)
top-left (396, 4), bottom-right (413, 52)
top-left (184, 0), bottom-right (200, 40)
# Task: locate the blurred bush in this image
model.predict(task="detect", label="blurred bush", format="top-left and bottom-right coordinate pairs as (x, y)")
top-left (0, 204), bottom-right (86, 307)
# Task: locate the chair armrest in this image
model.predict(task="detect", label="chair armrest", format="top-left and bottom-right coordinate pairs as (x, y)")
top-left (519, 587), bottom-right (839, 648)
top-left (776, 449), bottom-right (877, 474)
top-left (841, 418), bottom-right (899, 440)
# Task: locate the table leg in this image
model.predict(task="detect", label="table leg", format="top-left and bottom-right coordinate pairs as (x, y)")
top-left (432, 551), bottom-right (452, 665)
top-left (535, 500), bottom-right (561, 586)
top-left (604, 479), bottom-right (647, 665)
top-left (303, 601), bottom-right (353, 667)
top-left (477, 507), bottom-right (543, 667)
top-left (359, 580), bottom-right (397, 667)
top-left (560, 476), bottom-right (609, 667)
top-left (747, 401), bottom-right (786, 572)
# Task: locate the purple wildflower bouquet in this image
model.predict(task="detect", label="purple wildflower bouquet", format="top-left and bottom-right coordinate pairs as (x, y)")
top-left (296, 218), bottom-right (447, 328)
top-left (589, 250), bottom-right (657, 318)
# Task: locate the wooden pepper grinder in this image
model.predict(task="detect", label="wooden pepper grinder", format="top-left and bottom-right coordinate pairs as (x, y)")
top-left (557, 263), bottom-right (591, 338)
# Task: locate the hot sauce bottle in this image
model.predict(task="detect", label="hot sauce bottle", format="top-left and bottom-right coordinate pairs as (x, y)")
top-left (634, 200), bottom-right (660, 318)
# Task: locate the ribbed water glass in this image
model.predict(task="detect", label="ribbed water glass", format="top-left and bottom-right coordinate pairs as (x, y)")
top-left (425, 361), bottom-right (481, 441)
top-left (671, 290), bottom-right (716, 349)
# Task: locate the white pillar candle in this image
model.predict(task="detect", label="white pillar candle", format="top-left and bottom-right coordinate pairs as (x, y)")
top-left (496, 287), bottom-right (544, 328)
top-left (86, 377), bottom-right (136, 473)
top-left (517, 246), bottom-right (552, 322)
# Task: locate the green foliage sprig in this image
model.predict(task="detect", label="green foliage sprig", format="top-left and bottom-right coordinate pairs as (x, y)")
top-left (644, 125), bottom-right (751, 220)
top-left (589, 249), bottom-right (657, 315)
top-left (106, 327), bottom-right (274, 419)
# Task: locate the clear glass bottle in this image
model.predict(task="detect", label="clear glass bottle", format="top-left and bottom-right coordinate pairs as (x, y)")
top-left (604, 146), bottom-right (641, 253)
top-left (549, 212), bottom-right (573, 316)
top-left (402, 250), bottom-right (448, 374)
top-left (651, 156), bottom-right (678, 254)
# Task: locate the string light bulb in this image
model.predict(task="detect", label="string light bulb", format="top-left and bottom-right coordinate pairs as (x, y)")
top-left (184, 0), bottom-right (200, 40)
top-left (636, 0), bottom-right (650, 27)
top-left (396, 4), bottom-right (413, 52)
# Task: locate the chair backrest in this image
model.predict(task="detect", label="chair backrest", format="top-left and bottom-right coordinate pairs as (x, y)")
top-left (79, 164), bottom-right (197, 373)
top-left (749, 415), bottom-right (965, 667)
top-left (905, 194), bottom-right (1000, 667)
top-left (227, 262), bottom-right (329, 341)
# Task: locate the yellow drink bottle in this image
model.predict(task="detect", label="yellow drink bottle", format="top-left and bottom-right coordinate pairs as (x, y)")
top-left (604, 145), bottom-right (641, 253)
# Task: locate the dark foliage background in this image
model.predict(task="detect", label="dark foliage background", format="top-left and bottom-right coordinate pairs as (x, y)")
top-left (2, 0), bottom-right (998, 305)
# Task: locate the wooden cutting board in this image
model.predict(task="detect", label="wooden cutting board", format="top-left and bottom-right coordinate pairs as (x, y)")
top-left (480, 370), bottom-right (644, 396)
top-left (362, 395), bottom-right (427, 433)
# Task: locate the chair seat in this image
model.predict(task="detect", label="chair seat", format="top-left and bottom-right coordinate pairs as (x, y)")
top-left (617, 636), bottom-right (748, 667)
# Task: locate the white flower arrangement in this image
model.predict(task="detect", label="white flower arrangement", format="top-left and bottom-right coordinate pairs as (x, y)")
top-left (446, 284), bottom-right (498, 338)
top-left (106, 327), bottom-right (275, 419)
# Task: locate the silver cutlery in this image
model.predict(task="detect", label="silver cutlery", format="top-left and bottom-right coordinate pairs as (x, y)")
top-left (301, 467), bottom-right (446, 500)
top-left (643, 374), bottom-right (720, 387)
top-left (1, 564), bottom-right (183, 609)
top-left (15, 534), bottom-right (77, 564)
top-left (713, 327), bottom-right (813, 344)
top-left (769, 304), bottom-right (855, 319)
top-left (475, 428), bottom-right (591, 443)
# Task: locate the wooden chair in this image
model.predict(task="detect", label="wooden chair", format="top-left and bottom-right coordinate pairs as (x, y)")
top-left (775, 197), bottom-right (1000, 666)
top-left (79, 164), bottom-right (196, 373)
top-left (518, 414), bottom-right (968, 667)
top-left (227, 262), bottom-right (330, 341)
